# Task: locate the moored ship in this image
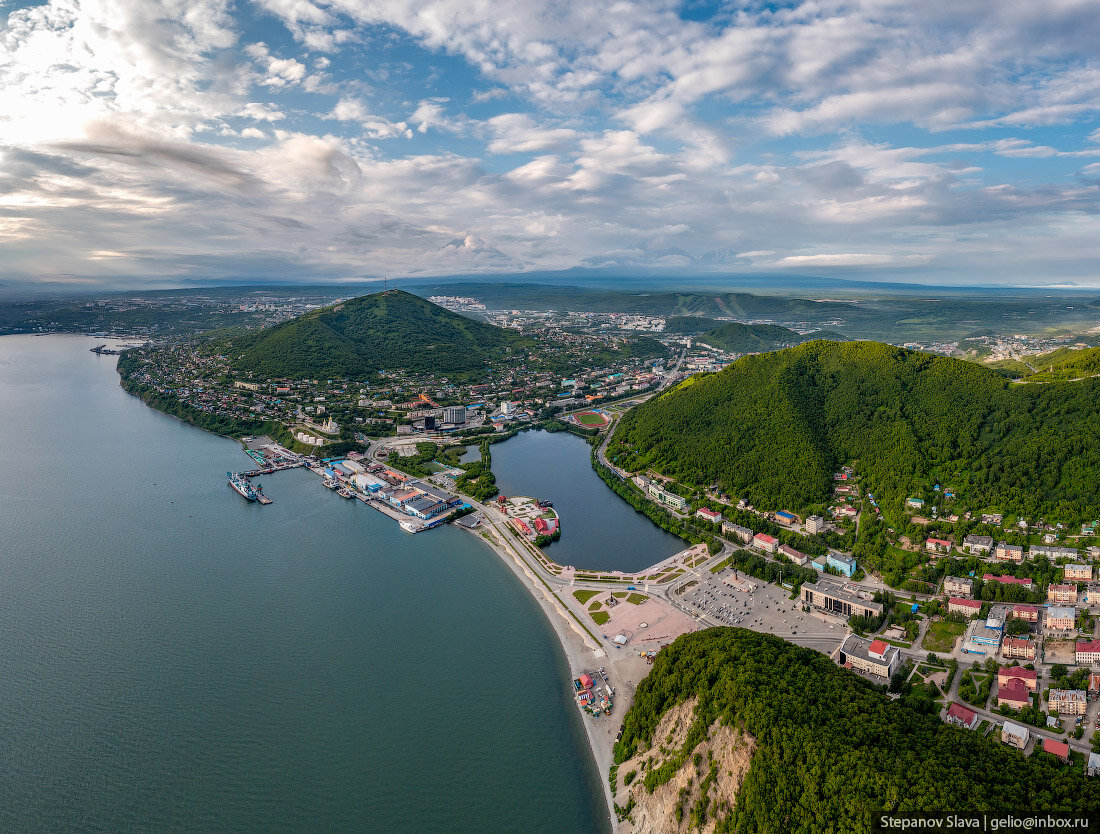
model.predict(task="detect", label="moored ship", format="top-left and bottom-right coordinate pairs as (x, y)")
top-left (227, 471), bottom-right (257, 501)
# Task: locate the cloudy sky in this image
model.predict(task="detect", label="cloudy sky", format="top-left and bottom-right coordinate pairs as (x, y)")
top-left (2, 0), bottom-right (1100, 290)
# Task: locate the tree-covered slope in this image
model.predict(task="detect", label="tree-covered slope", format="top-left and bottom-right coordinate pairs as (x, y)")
top-left (696, 323), bottom-right (804, 352)
top-left (616, 630), bottom-right (1098, 833)
top-left (221, 290), bottom-right (527, 380)
top-left (663, 316), bottom-right (725, 335)
top-left (608, 340), bottom-right (1100, 519)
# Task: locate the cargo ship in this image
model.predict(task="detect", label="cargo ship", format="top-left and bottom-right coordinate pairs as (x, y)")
top-left (227, 471), bottom-right (257, 501)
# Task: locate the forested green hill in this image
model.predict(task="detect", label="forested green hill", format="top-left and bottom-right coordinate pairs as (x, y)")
top-left (608, 340), bottom-right (1100, 520)
top-left (696, 322), bottom-right (803, 352)
top-left (616, 630), bottom-right (1098, 833)
top-left (220, 290), bottom-right (527, 380)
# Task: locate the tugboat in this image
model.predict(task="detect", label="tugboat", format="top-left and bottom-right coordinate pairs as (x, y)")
top-left (227, 472), bottom-right (257, 501)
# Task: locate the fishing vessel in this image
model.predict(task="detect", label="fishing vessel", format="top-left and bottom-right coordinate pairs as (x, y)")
top-left (227, 471), bottom-right (257, 501)
top-left (336, 487), bottom-right (355, 499)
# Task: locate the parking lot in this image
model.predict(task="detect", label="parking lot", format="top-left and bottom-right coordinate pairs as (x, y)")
top-left (677, 568), bottom-right (846, 655)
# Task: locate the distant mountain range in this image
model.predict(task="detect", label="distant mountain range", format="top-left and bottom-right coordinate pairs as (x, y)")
top-left (221, 290), bottom-right (527, 381)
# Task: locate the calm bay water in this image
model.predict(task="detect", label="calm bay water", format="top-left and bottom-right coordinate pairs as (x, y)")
top-left (489, 429), bottom-right (684, 573)
top-left (0, 335), bottom-right (609, 833)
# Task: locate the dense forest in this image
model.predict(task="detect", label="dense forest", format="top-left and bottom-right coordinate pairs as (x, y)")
top-left (696, 323), bottom-right (845, 353)
top-left (219, 290), bottom-right (530, 381)
top-left (616, 630), bottom-right (1099, 833)
top-left (608, 340), bottom-right (1100, 522)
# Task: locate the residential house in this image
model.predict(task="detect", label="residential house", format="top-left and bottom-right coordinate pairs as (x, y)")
top-left (1076, 641), bottom-right (1100, 666)
top-left (721, 522), bottom-right (753, 543)
top-left (926, 538), bottom-right (953, 556)
top-left (1042, 738), bottom-right (1070, 762)
top-left (944, 576), bottom-right (974, 598)
top-left (997, 679), bottom-right (1031, 710)
top-left (948, 597), bottom-right (983, 617)
top-left (838, 633), bottom-right (901, 679)
top-left (1047, 689), bottom-right (1087, 715)
top-left (778, 544), bottom-right (809, 566)
top-left (805, 515), bottom-right (825, 534)
top-left (1086, 585), bottom-right (1100, 605)
top-left (998, 667), bottom-right (1037, 691)
top-left (906, 497), bottom-right (925, 510)
top-left (945, 702), bottom-right (979, 730)
top-left (964, 535), bottom-right (994, 555)
top-left (1012, 604), bottom-right (1040, 623)
top-left (1001, 721), bottom-right (1029, 750)
top-left (994, 543), bottom-right (1024, 563)
top-left (982, 574), bottom-right (1034, 591)
top-left (1064, 563), bottom-right (1094, 582)
top-left (1046, 606), bottom-right (1076, 631)
top-left (1001, 637), bottom-right (1036, 661)
top-left (982, 513), bottom-right (1004, 525)
top-left (1048, 584), bottom-right (1078, 605)
top-left (696, 507), bottom-right (722, 525)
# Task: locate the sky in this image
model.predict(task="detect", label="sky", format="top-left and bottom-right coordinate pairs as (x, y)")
top-left (1, 0), bottom-right (1100, 291)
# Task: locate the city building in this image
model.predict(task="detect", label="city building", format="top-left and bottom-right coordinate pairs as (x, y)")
top-left (926, 538), bottom-right (953, 555)
top-left (1001, 637), bottom-right (1035, 661)
top-left (997, 679), bottom-right (1031, 710)
top-left (944, 576), bottom-right (974, 598)
top-left (998, 667), bottom-right (1037, 692)
top-left (1046, 606), bottom-right (1076, 631)
top-left (982, 574), bottom-right (1034, 590)
top-left (994, 543), bottom-right (1024, 563)
top-left (1076, 641), bottom-right (1100, 666)
top-left (1001, 721), bottom-right (1029, 750)
top-left (949, 597), bottom-right (983, 617)
top-left (646, 481), bottom-right (688, 512)
top-left (443, 405), bottom-right (467, 424)
top-left (826, 552), bottom-right (857, 577)
top-left (1086, 585), bottom-right (1100, 605)
top-left (801, 578), bottom-right (882, 619)
top-left (1064, 563), bottom-right (1093, 582)
top-left (805, 515), bottom-right (825, 534)
top-left (752, 533), bottom-right (778, 554)
top-left (1048, 584), bottom-right (1078, 605)
top-left (774, 510), bottom-right (797, 527)
top-left (945, 702), bottom-right (979, 730)
top-left (1042, 738), bottom-right (1070, 762)
top-left (1047, 689), bottom-right (1087, 715)
top-left (837, 634), bottom-right (901, 679)
top-left (964, 535), bottom-right (994, 554)
top-left (696, 507), bottom-right (722, 525)
top-left (721, 522), bottom-right (753, 543)
top-left (963, 619), bottom-right (1003, 654)
top-left (1012, 604), bottom-right (1039, 623)
top-left (778, 544), bottom-right (809, 566)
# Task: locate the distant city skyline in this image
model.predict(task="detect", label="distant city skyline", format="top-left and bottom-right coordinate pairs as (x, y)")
top-left (2, 0), bottom-right (1100, 289)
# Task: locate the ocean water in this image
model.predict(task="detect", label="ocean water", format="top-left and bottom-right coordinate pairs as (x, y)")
top-left (0, 335), bottom-right (609, 834)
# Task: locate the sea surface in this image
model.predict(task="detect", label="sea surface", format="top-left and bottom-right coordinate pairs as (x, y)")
top-left (0, 335), bottom-right (610, 834)
top-left (489, 429), bottom-right (684, 573)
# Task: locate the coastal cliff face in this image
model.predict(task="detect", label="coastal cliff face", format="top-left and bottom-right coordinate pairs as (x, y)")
top-left (613, 698), bottom-right (755, 834)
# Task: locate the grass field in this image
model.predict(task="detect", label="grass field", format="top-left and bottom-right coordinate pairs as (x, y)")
top-left (923, 620), bottom-right (966, 653)
top-left (574, 410), bottom-right (609, 426)
top-left (591, 611), bottom-right (610, 625)
top-left (573, 589), bottom-right (598, 604)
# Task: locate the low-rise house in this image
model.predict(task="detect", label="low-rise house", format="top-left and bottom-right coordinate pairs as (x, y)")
top-left (944, 576), bottom-right (974, 597)
top-left (1012, 603), bottom-right (1040, 623)
top-left (805, 515), bottom-right (825, 534)
top-left (778, 543), bottom-right (809, 566)
top-left (1001, 637), bottom-right (1036, 661)
top-left (1042, 738), bottom-right (1070, 762)
top-left (949, 597), bottom-right (983, 617)
top-left (1001, 721), bottom-right (1029, 750)
top-left (998, 666), bottom-right (1037, 692)
top-left (1048, 584), bottom-right (1078, 605)
top-left (838, 633), bottom-right (900, 679)
top-left (1076, 640), bottom-right (1100, 666)
top-left (964, 535), bottom-right (994, 554)
top-left (982, 513), bottom-right (1004, 525)
top-left (1048, 689), bottom-right (1087, 715)
top-left (945, 702), bottom-right (979, 730)
top-left (696, 507), bottom-right (722, 525)
top-left (994, 543), bottom-right (1024, 563)
top-left (1088, 752), bottom-right (1100, 777)
top-left (982, 573), bottom-right (1034, 591)
top-left (1046, 606), bottom-right (1076, 631)
top-left (752, 533), bottom-right (778, 554)
top-left (997, 679), bottom-right (1031, 710)
top-left (1064, 563), bottom-right (1094, 582)
top-left (906, 497), bottom-right (925, 510)
top-left (926, 537), bottom-right (953, 555)
top-left (721, 522), bottom-right (753, 543)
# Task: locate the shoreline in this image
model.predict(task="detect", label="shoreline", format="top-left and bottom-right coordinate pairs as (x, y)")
top-left (456, 510), bottom-right (622, 827)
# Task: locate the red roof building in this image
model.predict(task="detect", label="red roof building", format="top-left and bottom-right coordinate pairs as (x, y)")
top-left (579, 673), bottom-right (593, 689)
top-left (982, 574), bottom-right (1034, 589)
top-left (1042, 738), bottom-right (1070, 762)
top-left (1012, 604), bottom-right (1039, 622)
top-left (997, 679), bottom-right (1031, 709)
top-left (868, 639), bottom-right (889, 658)
top-left (945, 702), bottom-right (979, 730)
top-left (998, 666), bottom-right (1037, 691)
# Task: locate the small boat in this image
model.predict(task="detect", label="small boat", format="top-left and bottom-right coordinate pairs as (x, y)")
top-left (322, 477), bottom-right (338, 489)
top-left (337, 487), bottom-right (354, 499)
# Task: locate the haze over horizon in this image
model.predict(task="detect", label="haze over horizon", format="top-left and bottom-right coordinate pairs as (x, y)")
top-left (2, 0), bottom-right (1100, 291)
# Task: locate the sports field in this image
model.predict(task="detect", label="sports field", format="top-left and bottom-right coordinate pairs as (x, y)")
top-left (574, 410), bottom-right (609, 427)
